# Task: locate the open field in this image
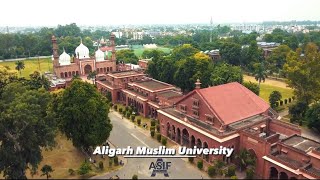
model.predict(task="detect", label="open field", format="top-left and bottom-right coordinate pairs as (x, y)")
top-left (243, 75), bottom-right (294, 102)
top-left (132, 46), bottom-right (172, 58)
top-left (0, 58), bottom-right (52, 78)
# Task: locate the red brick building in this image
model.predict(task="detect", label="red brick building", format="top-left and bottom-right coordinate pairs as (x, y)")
top-left (96, 70), bottom-right (183, 118)
top-left (157, 81), bottom-right (320, 179)
top-left (51, 34), bottom-right (117, 81)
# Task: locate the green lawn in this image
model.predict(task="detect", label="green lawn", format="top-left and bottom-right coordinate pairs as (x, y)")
top-left (256, 83), bottom-right (294, 102)
top-left (0, 58), bottom-right (52, 78)
top-left (133, 47), bottom-right (172, 58)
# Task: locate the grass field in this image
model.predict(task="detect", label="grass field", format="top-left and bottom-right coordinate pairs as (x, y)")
top-left (23, 133), bottom-right (119, 179)
top-left (0, 58), bottom-right (52, 78)
top-left (243, 75), bottom-right (294, 102)
top-left (133, 47), bottom-right (172, 58)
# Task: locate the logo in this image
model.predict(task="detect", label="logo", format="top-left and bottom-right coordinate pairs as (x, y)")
top-left (149, 158), bottom-right (171, 177)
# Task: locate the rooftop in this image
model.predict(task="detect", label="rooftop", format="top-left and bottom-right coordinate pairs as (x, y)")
top-left (158, 90), bottom-right (183, 99)
top-left (133, 79), bottom-right (173, 91)
top-left (275, 153), bottom-right (305, 168)
top-left (162, 107), bottom-right (235, 136)
top-left (109, 70), bottom-right (144, 78)
top-left (229, 114), bottom-right (267, 130)
top-left (282, 135), bottom-right (320, 152)
top-left (197, 82), bottom-right (270, 125)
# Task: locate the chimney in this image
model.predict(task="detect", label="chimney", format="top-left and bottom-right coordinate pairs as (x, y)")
top-left (195, 79), bottom-right (201, 89)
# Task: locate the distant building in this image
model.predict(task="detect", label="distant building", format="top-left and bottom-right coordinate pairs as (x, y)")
top-left (257, 42), bottom-right (280, 57)
top-left (202, 49), bottom-right (221, 62)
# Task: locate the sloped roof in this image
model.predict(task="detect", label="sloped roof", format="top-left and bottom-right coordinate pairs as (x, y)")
top-left (197, 82), bottom-right (270, 125)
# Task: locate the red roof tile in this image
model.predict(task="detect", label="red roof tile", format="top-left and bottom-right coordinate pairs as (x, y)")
top-left (198, 82), bottom-right (270, 125)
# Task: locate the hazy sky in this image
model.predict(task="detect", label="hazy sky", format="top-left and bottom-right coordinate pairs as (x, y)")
top-left (1, 0), bottom-right (320, 26)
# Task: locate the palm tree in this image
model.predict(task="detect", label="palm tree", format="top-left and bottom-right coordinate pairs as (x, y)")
top-left (15, 61), bottom-right (25, 77)
top-left (253, 62), bottom-right (267, 89)
top-left (87, 71), bottom-right (97, 84)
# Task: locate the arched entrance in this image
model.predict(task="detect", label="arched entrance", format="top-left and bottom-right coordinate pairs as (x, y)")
top-left (172, 125), bottom-right (176, 141)
top-left (269, 167), bottom-right (278, 179)
top-left (190, 135), bottom-right (195, 147)
top-left (166, 122), bottom-right (171, 138)
top-left (203, 142), bottom-right (209, 162)
top-left (279, 172), bottom-right (288, 179)
top-left (196, 139), bottom-right (202, 157)
top-left (182, 129), bottom-right (190, 147)
top-left (84, 64), bottom-right (92, 74)
top-left (176, 128), bottom-right (181, 144)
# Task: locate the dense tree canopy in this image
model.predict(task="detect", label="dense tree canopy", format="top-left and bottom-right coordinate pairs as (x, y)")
top-left (0, 82), bottom-right (56, 179)
top-left (284, 43), bottom-right (320, 104)
top-left (210, 63), bottom-right (243, 86)
top-left (57, 80), bottom-right (112, 151)
top-left (116, 49), bottom-right (138, 64)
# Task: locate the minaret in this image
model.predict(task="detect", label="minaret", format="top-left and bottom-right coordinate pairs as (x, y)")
top-left (210, 16), bottom-right (213, 43)
top-left (110, 33), bottom-right (116, 61)
top-left (51, 35), bottom-right (59, 67)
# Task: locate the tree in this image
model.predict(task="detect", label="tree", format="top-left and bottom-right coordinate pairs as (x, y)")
top-left (41, 165), bottom-right (54, 179)
top-left (0, 65), bottom-right (18, 95)
top-left (116, 49), bottom-right (138, 64)
top-left (171, 44), bottom-right (199, 61)
top-left (210, 63), bottom-right (243, 86)
top-left (266, 45), bottom-right (291, 75)
top-left (29, 71), bottom-right (50, 90)
top-left (289, 101), bottom-right (309, 125)
top-left (306, 102), bottom-right (320, 132)
top-left (197, 160), bottom-right (203, 170)
top-left (220, 42), bottom-right (242, 65)
top-left (253, 62), bottom-right (267, 89)
top-left (87, 70), bottom-right (97, 84)
top-left (207, 165), bottom-right (217, 177)
top-left (78, 161), bottom-right (92, 175)
top-left (235, 149), bottom-right (256, 172)
top-left (57, 80), bottom-right (112, 152)
top-left (243, 81), bottom-right (260, 95)
top-left (0, 82), bottom-right (56, 179)
top-left (284, 43), bottom-right (320, 104)
top-left (15, 60), bottom-right (25, 76)
top-left (269, 91), bottom-right (282, 108)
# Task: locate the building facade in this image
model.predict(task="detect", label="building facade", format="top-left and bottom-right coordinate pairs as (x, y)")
top-left (156, 81), bottom-right (320, 179)
top-left (51, 34), bottom-right (117, 80)
top-left (96, 70), bottom-right (183, 118)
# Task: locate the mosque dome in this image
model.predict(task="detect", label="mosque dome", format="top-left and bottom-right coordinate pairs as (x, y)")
top-left (75, 39), bottom-right (90, 59)
top-left (95, 48), bottom-right (105, 62)
top-left (59, 49), bottom-right (71, 65)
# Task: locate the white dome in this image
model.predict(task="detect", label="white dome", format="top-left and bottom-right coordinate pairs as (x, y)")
top-left (75, 39), bottom-right (90, 59)
top-left (59, 50), bottom-right (71, 66)
top-left (95, 48), bottom-right (105, 62)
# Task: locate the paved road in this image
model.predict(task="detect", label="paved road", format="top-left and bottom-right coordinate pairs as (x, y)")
top-left (0, 56), bottom-right (51, 62)
top-left (92, 112), bottom-right (209, 179)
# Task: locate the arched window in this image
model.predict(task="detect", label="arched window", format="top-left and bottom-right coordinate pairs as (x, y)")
top-left (60, 72), bottom-right (64, 78)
